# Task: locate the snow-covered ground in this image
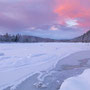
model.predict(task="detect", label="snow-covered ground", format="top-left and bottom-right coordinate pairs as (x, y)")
top-left (60, 69), bottom-right (90, 90)
top-left (0, 43), bottom-right (90, 90)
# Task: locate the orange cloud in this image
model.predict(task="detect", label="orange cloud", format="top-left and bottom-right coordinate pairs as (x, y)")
top-left (54, 0), bottom-right (90, 28)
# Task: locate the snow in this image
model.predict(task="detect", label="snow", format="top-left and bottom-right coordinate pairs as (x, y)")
top-left (60, 69), bottom-right (90, 90)
top-left (0, 43), bottom-right (90, 90)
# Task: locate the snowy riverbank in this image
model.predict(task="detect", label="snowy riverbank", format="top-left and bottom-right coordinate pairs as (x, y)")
top-left (60, 69), bottom-right (90, 90)
top-left (0, 43), bottom-right (90, 90)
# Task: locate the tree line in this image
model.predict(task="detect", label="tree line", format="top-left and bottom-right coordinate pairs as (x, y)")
top-left (0, 33), bottom-right (66, 42)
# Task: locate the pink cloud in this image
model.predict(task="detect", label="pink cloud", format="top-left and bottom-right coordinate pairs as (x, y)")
top-left (54, 0), bottom-right (90, 28)
top-left (0, 0), bottom-right (89, 33)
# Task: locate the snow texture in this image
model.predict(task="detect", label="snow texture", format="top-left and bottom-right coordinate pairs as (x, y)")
top-left (0, 43), bottom-right (90, 90)
top-left (60, 69), bottom-right (90, 90)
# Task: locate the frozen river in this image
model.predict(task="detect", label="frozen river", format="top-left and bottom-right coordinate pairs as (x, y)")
top-left (0, 43), bottom-right (90, 90)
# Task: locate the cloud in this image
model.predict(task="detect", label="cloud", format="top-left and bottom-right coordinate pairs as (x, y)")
top-left (50, 26), bottom-right (58, 31)
top-left (66, 19), bottom-right (78, 27)
top-left (0, 0), bottom-right (57, 32)
top-left (54, 0), bottom-right (90, 28)
top-left (0, 0), bottom-right (89, 34)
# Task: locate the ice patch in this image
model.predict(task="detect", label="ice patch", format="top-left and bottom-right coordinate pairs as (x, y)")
top-left (33, 82), bottom-right (47, 88)
top-left (0, 53), bottom-right (4, 56)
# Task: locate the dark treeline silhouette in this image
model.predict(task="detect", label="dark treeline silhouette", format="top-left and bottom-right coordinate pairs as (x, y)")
top-left (0, 33), bottom-right (69, 43)
top-left (71, 30), bottom-right (90, 42)
top-left (1, 30), bottom-right (90, 43)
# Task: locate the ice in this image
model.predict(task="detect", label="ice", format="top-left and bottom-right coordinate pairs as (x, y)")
top-left (33, 81), bottom-right (47, 88)
top-left (0, 43), bottom-right (90, 90)
top-left (0, 53), bottom-right (4, 56)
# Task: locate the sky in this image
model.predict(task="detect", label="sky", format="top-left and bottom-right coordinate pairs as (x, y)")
top-left (0, 0), bottom-right (90, 39)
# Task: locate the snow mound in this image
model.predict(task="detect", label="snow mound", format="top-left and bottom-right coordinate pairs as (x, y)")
top-left (60, 69), bottom-right (90, 90)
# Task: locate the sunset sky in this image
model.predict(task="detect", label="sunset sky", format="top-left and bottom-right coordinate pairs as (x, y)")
top-left (0, 0), bottom-right (90, 39)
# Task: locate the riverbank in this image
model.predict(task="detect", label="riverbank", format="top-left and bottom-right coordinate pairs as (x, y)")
top-left (4, 50), bottom-right (90, 90)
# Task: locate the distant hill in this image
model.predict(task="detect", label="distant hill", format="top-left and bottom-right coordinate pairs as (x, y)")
top-left (71, 30), bottom-right (90, 42)
top-left (1, 30), bottom-right (90, 43)
top-left (0, 33), bottom-right (69, 43)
